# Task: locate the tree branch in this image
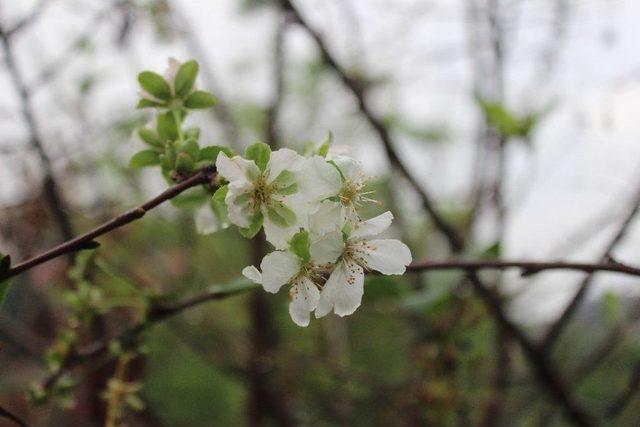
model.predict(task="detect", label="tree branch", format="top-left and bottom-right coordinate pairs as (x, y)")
top-left (406, 258), bottom-right (640, 278)
top-left (0, 403), bottom-right (28, 427)
top-left (0, 20), bottom-right (74, 241)
top-left (0, 167), bottom-right (216, 282)
top-left (541, 183), bottom-right (640, 348)
top-left (281, 0), bottom-right (464, 252)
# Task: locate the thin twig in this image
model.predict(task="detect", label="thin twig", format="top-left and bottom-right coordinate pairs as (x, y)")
top-left (0, 167), bottom-right (216, 282)
top-left (281, 0), bottom-right (464, 252)
top-left (541, 183), bottom-right (640, 348)
top-left (605, 359), bottom-right (640, 418)
top-left (406, 259), bottom-right (640, 278)
top-left (0, 404), bottom-right (28, 427)
top-left (0, 22), bottom-right (74, 241)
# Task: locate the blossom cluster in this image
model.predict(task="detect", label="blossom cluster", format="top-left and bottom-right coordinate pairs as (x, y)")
top-left (131, 59), bottom-right (412, 327)
top-left (215, 144), bottom-right (412, 327)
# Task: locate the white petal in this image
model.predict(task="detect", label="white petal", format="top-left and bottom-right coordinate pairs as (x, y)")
top-left (315, 294), bottom-right (333, 318)
top-left (298, 156), bottom-right (342, 202)
top-left (242, 266), bottom-right (263, 284)
top-left (332, 155), bottom-right (365, 182)
top-left (289, 277), bottom-right (320, 327)
top-left (267, 148), bottom-right (303, 183)
top-left (310, 231), bottom-right (345, 265)
top-left (225, 182), bottom-right (254, 228)
top-left (216, 152), bottom-right (259, 183)
top-left (359, 239), bottom-right (412, 275)
top-left (324, 259), bottom-right (364, 317)
top-left (260, 251), bottom-right (300, 293)
top-left (262, 212), bottom-right (299, 250)
top-left (309, 200), bottom-right (346, 239)
top-left (349, 211), bottom-right (394, 240)
top-left (195, 204), bottom-right (220, 235)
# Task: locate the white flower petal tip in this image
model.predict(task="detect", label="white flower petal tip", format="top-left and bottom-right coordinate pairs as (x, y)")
top-left (350, 211), bottom-right (394, 240)
top-left (242, 266), bottom-right (263, 284)
top-left (361, 239), bottom-right (412, 275)
top-left (288, 277), bottom-right (320, 327)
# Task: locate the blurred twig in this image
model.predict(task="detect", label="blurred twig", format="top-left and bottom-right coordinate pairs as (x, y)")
top-left (541, 182), bottom-right (640, 348)
top-left (282, 2), bottom-right (592, 424)
top-left (0, 404), bottom-right (28, 427)
top-left (1, 167), bottom-right (216, 282)
top-left (0, 21), bottom-right (74, 241)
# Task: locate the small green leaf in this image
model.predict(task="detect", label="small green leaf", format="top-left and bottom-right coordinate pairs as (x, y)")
top-left (138, 71), bottom-right (171, 101)
top-left (184, 91), bottom-right (215, 109)
top-left (239, 211), bottom-right (264, 239)
top-left (180, 138), bottom-right (200, 161)
top-left (200, 145), bottom-right (234, 162)
top-left (136, 99), bottom-right (165, 109)
top-left (176, 152), bottom-right (195, 172)
top-left (245, 142), bottom-right (271, 172)
top-left (174, 60), bottom-right (199, 97)
top-left (213, 185), bottom-right (228, 202)
top-left (290, 230), bottom-right (310, 261)
top-left (137, 128), bottom-right (164, 148)
top-left (317, 131), bottom-right (333, 157)
top-left (0, 279), bottom-right (11, 307)
top-left (156, 112), bottom-right (178, 142)
top-left (129, 150), bottom-right (161, 168)
top-left (267, 204), bottom-right (296, 227)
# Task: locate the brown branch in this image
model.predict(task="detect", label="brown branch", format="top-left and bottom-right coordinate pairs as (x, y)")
top-left (605, 359), bottom-right (640, 418)
top-left (406, 258), bottom-right (640, 278)
top-left (541, 183), bottom-right (640, 348)
top-left (281, 2), bottom-right (593, 424)
top-left (0, 167), bottom-right (216, 282)
top-left (41, 281), bottom-right (257, 393)
top-left (464, 273), bottom-right (593, 427)
top-left (0, 22), bottom-right (74, 241)
top-left (281, 0), bottom-right (464, 252)
top-left (0, 404), bottom-right (28, 427)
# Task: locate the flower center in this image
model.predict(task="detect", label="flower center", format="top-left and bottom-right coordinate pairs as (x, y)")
top-left (251, 175), bottom-right (275, 208)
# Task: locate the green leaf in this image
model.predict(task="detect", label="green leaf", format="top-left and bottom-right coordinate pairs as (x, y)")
top-left (213, 185), bottom-right (228, 202)
top-left (267, 204), bottom-right (296, 227)
top-left (138, 71), bottom-right (171, 101)
top-left (174, 60), bottom-right (199, 97)
top-left (245, 142), bottom-right (271, 172)
top-left (290, 230), bottom-right (310, 261)
top-left (156, 112), bottom-right (179, 142)
top-left (184, 91), bottom-right (215, 109)
top-left (137, 128), bottom-right (164, 148)
top-left (0, 279), bottom-right (10, 307)
top-left (317, 131), bottom-right (333, 157)
top-left (176, 152), bottom-right (195, 172)
top-left (136, 99), bottom-right (165, 109)
top-left (129, 150), bottom-right (161, 168)
top-left (180, 138), bottom-right (200, 161)
top-left (239, 211), bottom-right (264, 239)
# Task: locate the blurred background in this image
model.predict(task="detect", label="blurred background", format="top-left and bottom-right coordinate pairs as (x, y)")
top-left (1, 0), bottom-right (640, 425)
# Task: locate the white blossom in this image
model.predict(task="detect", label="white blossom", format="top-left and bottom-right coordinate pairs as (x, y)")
top-left (216, 149), bottom-right (305, 249)
top-left (315, 211), bottom-right (412, 318)
top-left (242, 231), bottom-right (344, 326)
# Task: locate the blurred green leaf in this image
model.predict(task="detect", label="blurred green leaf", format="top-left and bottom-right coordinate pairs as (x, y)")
top-left (157, 112), bottom-right (179, 142)
top-left (129, 150), bottom-right (161, 168)
top-left (184, 91), bottom-right (215, 109)
top-left (138, 71), bottom-right (171, 101)
top-left (174, 60), bottom-right (199, 97)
